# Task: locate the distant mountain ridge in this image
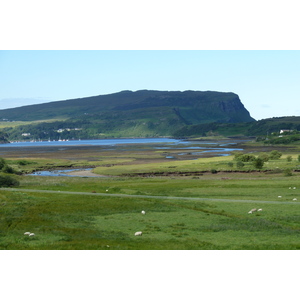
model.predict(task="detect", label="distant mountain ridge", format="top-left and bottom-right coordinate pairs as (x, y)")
top-left (0, 90), bottom-right (255, 139)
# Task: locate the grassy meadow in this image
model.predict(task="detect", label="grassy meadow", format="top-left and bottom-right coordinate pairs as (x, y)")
top-left (0, 141), bottom-right (300, 250)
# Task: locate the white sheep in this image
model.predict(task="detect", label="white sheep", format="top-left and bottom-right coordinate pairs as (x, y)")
top-left (24, 232), bottom-right (31, 235)
top-left (29, 233), bottom-right (35, 237)
top-left (293, 198), bottom-right (297, 201)
top-left (141, 210), bottom-right (146, 215)
top-left (248, 208), bottom-right (257, 214)
top-left (134, 231), bottom-right (142, 236)
top-left (278, 196), bottom-right (282, 198)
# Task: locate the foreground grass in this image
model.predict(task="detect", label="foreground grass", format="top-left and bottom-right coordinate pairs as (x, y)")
top-left (1, 173), bottom-right (300, 250)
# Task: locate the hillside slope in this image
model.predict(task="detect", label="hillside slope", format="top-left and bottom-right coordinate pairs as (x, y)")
top-left (0, 90), bottom-right (255, 139)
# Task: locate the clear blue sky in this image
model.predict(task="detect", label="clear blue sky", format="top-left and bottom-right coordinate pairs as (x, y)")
top-left (0, 50), bottom-right (299, 120)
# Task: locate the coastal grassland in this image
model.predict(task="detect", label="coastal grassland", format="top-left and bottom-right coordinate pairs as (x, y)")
top-left (92, 152), bottom-right (300, 176)
top-left (0, 119), bottom-right (65, 129)
top-left (1, 172), bottom-right (300, 250)
top-left (16, 171), bottom-right (300, 202)
top-left (1, 142), bottom-right (300, 250)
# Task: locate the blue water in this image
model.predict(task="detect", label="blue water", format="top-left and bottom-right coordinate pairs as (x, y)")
top-left (0, 138), bottom-right (186, 147)
top-left (2, 138), bottom-right (245, 177)
top-left (29, 168), bottom-right (94, 177)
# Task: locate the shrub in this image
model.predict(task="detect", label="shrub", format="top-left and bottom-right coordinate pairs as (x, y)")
top-left (283, 169), bottom-right (293, 176)
top-left (2, 165), bottom-right (15, 174)
top-left (253, 158), bottom-right (264, 169)
top-left (211, 169), bottom-right (218, 174)
top-left (258, 153), bottom-right (269, 162)
top-left (298, 155), bottom-right (300, 162)
top-left (17, 160), bottom-right (31, 165)
top-left (236, 161), bottom-right (244, 168)
top-left (286, 156), bottom-right (292, 162)
top-left (237, 154), bottom-right (256, 162)
top-left (233, 152), bottom-right (243, 160)
top-left (269, 150), bottom-right (282, 160)
top-left (0, 157), bottom-right (6, 169)
top-left (0, 174), bottom-right (20, 187)
top-left (227, 162), bottom-right (234, 167)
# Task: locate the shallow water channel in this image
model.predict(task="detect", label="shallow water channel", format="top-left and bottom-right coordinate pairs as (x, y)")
top-left (20, 138), bottom-right (245, 177)
top-left (29, 168), bottom-right (94, 177)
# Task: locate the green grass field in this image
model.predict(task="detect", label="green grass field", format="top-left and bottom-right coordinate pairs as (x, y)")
top-left (0, 143), bottom-right (300, 250)
top-left (1, 172), bottom-right (299, 250)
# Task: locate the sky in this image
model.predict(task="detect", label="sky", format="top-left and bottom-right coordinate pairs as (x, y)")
top-left (0, 50), bottom-right (299, 121)
top-left (1, 1), bottom-right (300, 121)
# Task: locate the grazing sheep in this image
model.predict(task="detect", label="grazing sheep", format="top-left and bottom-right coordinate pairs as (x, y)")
top-left (257, 208), bottom-right (263, 212)
top-left (141, 210), bottom-right (146, 215)
top-left (293, 198), bottom-right (297, 201)
top-left (293, 187), bottom-right (296, 189)
top-left (134, 231), bottom-right (142, 236)
top-left (24, 232), bottom-right (31, 235)
top-left (29, 233), bottom-right (35, 237)
top-left (278, 196), bottom-right (282, 198)
top-left (248, 208), bottom-right (257, 214)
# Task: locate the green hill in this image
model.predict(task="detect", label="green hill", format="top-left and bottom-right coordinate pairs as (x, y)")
top-left (0, 90), bottom-right (255, 140)
top-left (173, 116), bottom-right (300, 140)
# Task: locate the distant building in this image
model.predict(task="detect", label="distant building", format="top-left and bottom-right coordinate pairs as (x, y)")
top-left (280, 130), bottom-right (293, 134)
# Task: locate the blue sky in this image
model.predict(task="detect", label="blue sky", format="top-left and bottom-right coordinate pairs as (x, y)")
top-left (0, 50), bottom-right (299, 120)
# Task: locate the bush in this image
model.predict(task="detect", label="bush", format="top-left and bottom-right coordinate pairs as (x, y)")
top-left (211, 169), bottom-right (218, 174)
top-left (233, 152), bottom-right (243, 160)
top-left (253, 158), bottom-right (264, 169)
top-left (269, 150), bottom-right (282, 160)
top-left (0, 174), bottom-right (20, 187)
top-left (283, 169), bottom-right (293, 176)
top-left (0, 157), bottom-right (6, 169)
top-left (286, 156), bottom-right (292, 162)
top-left (2, 165), bottom-right (15, 174)
top-left (17, 160), bottom-right (30, 165)
top-left (235, 154), bottom-right (256, 162)
top-left (236, 161), bottom-right (244, 168)
top-left (258, 153), bottom-right (269, 162)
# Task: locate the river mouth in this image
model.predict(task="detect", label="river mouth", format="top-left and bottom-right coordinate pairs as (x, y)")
top-left (16, 138), bottom-right (248, 177)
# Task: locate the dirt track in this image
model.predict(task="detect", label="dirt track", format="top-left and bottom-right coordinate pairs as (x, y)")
top-left (1, 188), bottom-right (300, 205)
